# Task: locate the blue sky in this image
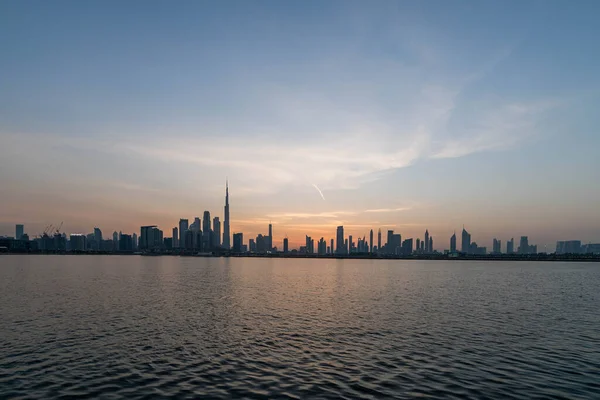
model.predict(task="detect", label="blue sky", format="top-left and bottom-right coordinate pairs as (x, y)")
top-left (1, 0), bottom-right (599, 249)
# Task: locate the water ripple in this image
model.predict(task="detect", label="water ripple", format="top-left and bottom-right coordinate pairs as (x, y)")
top-left (1, 256), bottom-right (599, 399)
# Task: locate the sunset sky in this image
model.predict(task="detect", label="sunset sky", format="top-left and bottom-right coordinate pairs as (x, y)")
top-left (1, 1), bottom-right (600, 249)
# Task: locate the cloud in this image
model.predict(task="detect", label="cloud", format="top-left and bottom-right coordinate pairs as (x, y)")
top-left (431, 99), bottom-right (560, 159)
top-left (364, 207), bottom-right (412, 213)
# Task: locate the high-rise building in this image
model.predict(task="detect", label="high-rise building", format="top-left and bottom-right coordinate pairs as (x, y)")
top-left (256, 234), bottom-right (266, 253)
top-left (429, 236), bottom-right (433, 253)
top-left (450, 232), bottom-right (457, 253)
top-left (249, 238), bottom-right (256, 252)
top-left (119, 234), bottom-right (133, 252)
top-left (461, 227), bottom-right (471, 253)
top-left (233, 233), bottom-right (243, 252)
top-left (305, 235), bottom-right (312, 254)
top-left (506, 238), bottom-right (513, 254)
top-left (377, 229), bottom-right (382, 253)
top-left (330, 239), bottom-right (334, 254)
top-left (402, 238), bottom-right (413, 255)
top-left (318, 238), bottom-right (326, 255)
top-left (386, 230), bottom-right (401, 255)
top-left (416, 238), bottom-right (421, 253)
top-left (492, 238), bottom-right (502, 254)
top-left (519, 236), bottom-right (529, 254)
top-left (369, 229), bottom-right (374, 253)
top-left (424, 230), bottom-right (430, 253)
top-left (69, 234), bottom-right (86, 251)
top-left (223, 180), bottom-right (231, 249)
top-left (213, 217), bottom-right (221, 248)
top-left (140, 226), bottom-right (162, 250)
top-left (203, 211), bottom-right (211, 250)
top-left (132, 233), bottom-right (138, 250)
top-left (556, 240), bottom-right (582, 254)
top-left (179, 219), bottom-right (188, 248)
top-left (172, 227), bottom-right (178, 248)
top-left (349, 235), bottom-right (353, 253)
top-left (284, 237), bottom-right (289, 253)
top-left (192, 217), bottom-right (201, 232)
top-left (113, 231), bottom-right (118, 251)
top-left (94, 227), bottom-right (103, 251)
top-left (336, 226), bottom-right (344, 254)
top-left (267, 223), bottom-right (273, 252)
top-left (16, 224), bottom-right (24, 240)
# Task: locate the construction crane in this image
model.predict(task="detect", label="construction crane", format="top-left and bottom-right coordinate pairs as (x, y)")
top-left (55, 222), bottom-right (63, 234)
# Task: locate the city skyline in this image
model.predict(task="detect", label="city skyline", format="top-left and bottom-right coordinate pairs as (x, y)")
top-left (1, 1), bottom-right (600, 246)
top-left (3, 180), bottom-right (598, 254)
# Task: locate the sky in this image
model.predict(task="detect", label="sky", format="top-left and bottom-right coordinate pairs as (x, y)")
top-left (1, 0), bottom-right (600, 250)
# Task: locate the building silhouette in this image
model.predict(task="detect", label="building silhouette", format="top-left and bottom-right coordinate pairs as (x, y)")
top-left (233, 232), bottom-right (243, 252)
top-left (223, 180), bottom-right (230, 249)
top-left (424, 230), bottom-right (430, 253)
top-left (267, 223), bottom-right (273, 252)
top-left (203, 211), bottom-right (211, 250)
top-left (178, 219), bottom-right (188, 249)
top-left (336, 226), bottom-right (344, 254)
top-left (450, 232), bottom-right (457, 253)
top-left (507, 238), bottom-right (514, 254)
top-left (172, 227), bottom-right (178, 248)
top-left (461, 227), bottom-right (471, 253)
top-left (283, 237), bottom-right (289, 253)
top-left (213, 217), bottom-right (221, 248)
top-left (16, 224), bottom-right (24, 240)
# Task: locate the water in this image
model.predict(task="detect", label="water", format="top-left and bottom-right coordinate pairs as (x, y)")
top-left (0, 256), bottom-right (598, 399)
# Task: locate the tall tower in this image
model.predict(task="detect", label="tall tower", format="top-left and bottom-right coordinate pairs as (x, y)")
top-left (336, 226), bottom-right (344, 254)
top-left (179, 219), bottom-right (188, 249)
top-left (424, 229), bottom-right (430, 253)
top-left (268, 223), bottom-right (273, 251)
top-left (377, 228), bottom-right (382, 253)
top-left (369, 229), bottom-right (374, 253)
top-left (461, 226), bottom-right (471, 253)
top-left (450, 232), bottom-right (457, 253)
top-left (203, 211), bottom-right (211, 250)
top-left (223, 179), bottom-right (231, 249)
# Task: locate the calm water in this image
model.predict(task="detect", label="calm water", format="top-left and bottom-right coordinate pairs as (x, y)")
top-left (0, 256), bottom-right (598, 399)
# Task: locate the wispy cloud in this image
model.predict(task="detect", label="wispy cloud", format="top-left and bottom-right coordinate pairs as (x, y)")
top-left (364, 207), bottom-right (412, 213)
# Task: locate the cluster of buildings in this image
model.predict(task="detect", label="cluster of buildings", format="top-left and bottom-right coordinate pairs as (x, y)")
top-left (2, 183), bottom-right (600, 257)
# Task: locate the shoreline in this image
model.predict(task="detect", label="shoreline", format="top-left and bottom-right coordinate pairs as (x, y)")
top-left (2, 251), bottom-right (600, 262)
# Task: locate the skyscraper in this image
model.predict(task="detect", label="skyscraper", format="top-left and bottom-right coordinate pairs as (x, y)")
top-left (349, 235), bottom-right (353, 253)
top-left (461, 227), bottom-right (471, 253)
top-left (519, 236), bottom-right (529, 254)
top-left (429, 236), bottom-right (433, 253)
top-left (15, 224), bottom-right (24, 240)
top-left (233, 232), bottom-right (243, 252)
top-left (336, 226), bottom-right (344, 254)
top-left (140, 225), bottom-right (161, 250)
top-left (330, 239), bottom-right (333, 254)
top-left (223, 180), bottom-right (230, 249)
top-left (493, 238), bottom-right (502, 254)
top-left (172, 227), bottom-right (178, 248)
top-left (213, 217), bottom-right (221, 248)
top-left (132, 233), bottom-right (138, 250)
top-left (450, 232), bottom-right (457, 253)
top-left (178, 219), bottom-right (188, 248)
top-left (284, 237), bottom-right (289, 253)
top-left (203, 211), bottom-right (211, 250)
top-left (369, 229), bottom-right (373, 253)
top-left (424, 229), bottom-right (430, 253)
top-left (268, 223), bottom-right (273, 252)
top-left (377, 228), bottom-right (382, 253)
top-left (507, 238), bottom-right (514, 254)
top-left (112, 231), bottom-right (118, 251)
top-left (94, 227), bottom-right (103, 251)
top-left (318, 238), bottom-right (326, 255)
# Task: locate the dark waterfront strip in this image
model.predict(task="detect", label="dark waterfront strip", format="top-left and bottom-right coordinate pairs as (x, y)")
top-left (2, 250), bottom-right (599, 262)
